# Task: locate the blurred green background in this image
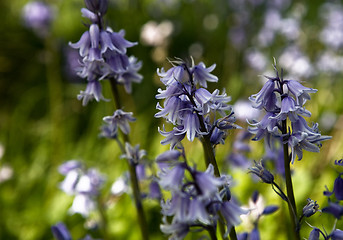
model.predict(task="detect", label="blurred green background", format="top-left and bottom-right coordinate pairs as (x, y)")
top-left (1, 0), bottom-right (343, 239)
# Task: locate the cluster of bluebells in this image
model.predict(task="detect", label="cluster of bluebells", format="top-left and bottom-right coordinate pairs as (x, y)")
top-left (155, 58), bottom-right (239, 148)
top-left (69, 0), bottom-right (142, 106)
top-left (58, 160), bottom-right (105, 217)
top-left (156, 150), bottom-right (247, 239)
top-left (248, 62), bottom-right (331, 164)
top-left (238, 191), bottom-right (279, 240)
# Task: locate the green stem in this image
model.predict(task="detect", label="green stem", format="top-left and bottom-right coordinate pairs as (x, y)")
top-left (109, 79), bottom-right (149, 240)
top-left (196, 115), bottom-right (234, 240)
top-left (229, 226), bottom-right (238, 240)
top-left (282, 120), bottom-right (300, 240)
top-left (208, 226), bottom-right (218, 240)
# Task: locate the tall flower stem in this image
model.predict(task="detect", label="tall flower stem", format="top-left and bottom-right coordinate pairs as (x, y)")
top-left (282, 119), bottom-right (300, 240)
top-left (184, 73), bottom-right (236, 240)
top-left (208, 226), bottom-right (218, 240)
top-left (197, 117), bottom-right (235, 240)
top-left (109, 78), bottom-right (149, 240)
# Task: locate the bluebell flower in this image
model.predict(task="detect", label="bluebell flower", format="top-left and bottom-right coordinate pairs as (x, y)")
top-left (22, 1), bottom-right (54, 37)
top-left (194, 164), bottom-right (226, 199)
top-left (329, 229), bottom-right (343, 239)
top-left (120, 143), bottom-right (146, 165)
top-left (177, 110), bottom-right (204, 141)
top-left (249, 228), bottom-right (260, 240)
top-left (307, 224), bottom-right (343, 240)
top-left (155, 81), bottom-right (185, 101)
top-left (117, 56), bottom-right (143, 93)
top-left (287, 118), bottom-right (331, 163)
top-left (99, 124), bottom-right (117, 139)
top-left (269, 96), bottom-right (311, 122)
top-left (51, 222), bottom-right (72, 240)
top-left (308, 228), bottom-right (320, 240)
top-left (102, 109), bottom-right (135, 135)
top-left (249, 79), bottom-right (276, 110)
top-left (156, 150), bottom-right (181, 169)
top-left (158, 163), bottom-right (185, 191)
top-left (322, 201), bottom-right (343, 219)
top-left (100, 28), bottom-right (133, 55)
top-left (58, 161), bottom-right (105, 217)
top-left (248, 160), bottom-right (275, 184)
top-left (110, 174), bottom-right (129, 196)
top-left (160, 216), bottom-right (189, 240)
top-left (237, 232), bottom-right (248, 240)
top-left (161, 191), bottom-right (190, 221)
top-left (69, 194), bottom-right (96, 217)
top-left (158, 125), bottom-right (186, 149)
top-left (335, 159), bottom-right (343, 166)
top-left (77, 80), bottom-right (109, 106)
top-left (284, 80), bottom-right (317, 106)
top-left (155, 96), bottom-right (183, 124)
top-left (59, 160), bottom-right (83, 175)
top-left (324, 174), bottom-right (343, 201)
top-left (220, 200), bottom-right (249, 232)
top-left (192, 62), bottom-right (218, 88)
top-left (157, 64), bottom-right (188, 86)
top-left (262, 205), bottom-right (279, 215)
top-left (210, 127), bottom-right (226, 146)
top-left (302, 198), bottom-right (319, 218)
top-left (149, 180), bottom-right (162, 199)
top-left (75, 168), bottom-right (106, 196)
top-left (187, 197), bottom-right (212, 224)
top-left (59, 161), bottom-right (83, 195)
top-left (248, 112), bottom-right (279, 142)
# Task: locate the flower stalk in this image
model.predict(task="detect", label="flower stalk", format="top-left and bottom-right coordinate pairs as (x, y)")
top-left (109, 79), bottom-right (149, 240)
top-left (282, 119), bottom-right (300, 240)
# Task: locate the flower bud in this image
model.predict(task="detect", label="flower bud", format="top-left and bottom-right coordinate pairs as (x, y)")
top-left (302, 198), bottom-right (319, 218)
top-left (248, 160), bottom-right (274, 184)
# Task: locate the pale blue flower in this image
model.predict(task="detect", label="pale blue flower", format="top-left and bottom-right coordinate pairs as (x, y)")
top-left (102, 109), bottom-right (135, 135)
top-left (249, 79), bottom-right (275, 110)
top-left (157, 65), bottom-right (188, 86)
top-left (77, 80), bottom-right (109, 106)
top-left (120, 143), bottom-right (146, 165)
top-left (270, 96), bottom-right (311, 122)
top-left (220, 200), bottom-right (248, 232)
top-left (308, 228), bottom-right (320, 240)
top-left (158, 163), bottom-right (185, 190)
top-left (160, 216), bottom-right (189, 240)
top-left (284, 80), bottom-right (317, 105)
top-left (194, 164), bottom-right (225, 198)
top-left (324, 173), bottom-right (343, 201)
top-left (158, 125), bottom-right (186, 149)
top-left (192, 62), bottom-right (218, 88)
